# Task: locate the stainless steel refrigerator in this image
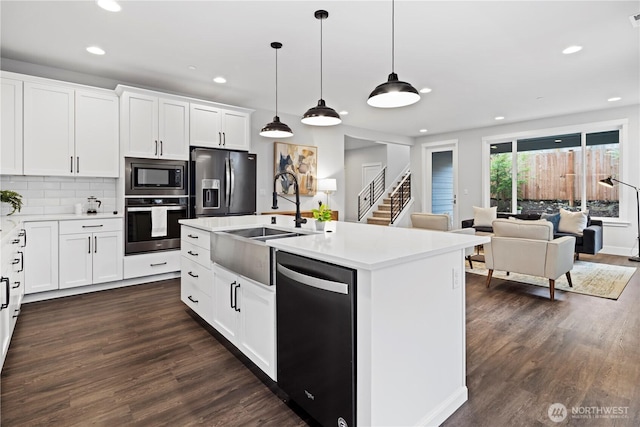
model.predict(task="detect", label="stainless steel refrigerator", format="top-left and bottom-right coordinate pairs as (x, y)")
top-left (189, 148), bottom-right (257, 217)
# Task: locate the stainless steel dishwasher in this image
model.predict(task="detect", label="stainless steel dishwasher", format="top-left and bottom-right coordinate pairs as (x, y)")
top-left (275, 250), bottom-right (356, 427)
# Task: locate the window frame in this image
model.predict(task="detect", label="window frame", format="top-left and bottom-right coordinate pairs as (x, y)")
top-left (482, 119), bottom-right (629, 224)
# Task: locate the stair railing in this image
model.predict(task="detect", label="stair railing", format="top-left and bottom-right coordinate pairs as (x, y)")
top-left (357, 167), bottom-right (386, 221)
top-left (390, 172), bottom-right (411, 224)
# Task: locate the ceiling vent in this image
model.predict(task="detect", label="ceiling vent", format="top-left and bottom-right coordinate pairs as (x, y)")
top-left (630, 13), bottom-right (640, 28)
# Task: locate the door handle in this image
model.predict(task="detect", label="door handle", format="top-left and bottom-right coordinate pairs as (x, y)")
top-left (222, 132), bottom-right (226, 146)
top-left (88, 236), bottom-right (91, 253)
top-left (229, 280), bottom-right (237, 309)
top-left (77, 157), bottom-right (80, 174)
top-left (218, 132), bottom-right (222, 146)
top-left (1, 277), bottom-right (9, 310)
top-left (70, 156), bottom-right (74, 173)
top-left (94, 236), bottom-right (97, 253)
top-left (155, 140), bottom-right (158, 156)
top-left (234, 282), bottom-right (240, 312)
top-left (160, 141), bottom-right (163, 156)
top-left (17, 251), bottom-right (24, 272)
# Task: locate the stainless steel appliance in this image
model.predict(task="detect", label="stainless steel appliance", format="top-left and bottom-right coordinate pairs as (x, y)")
top-left (125, 157), bottom-right (187, 196)
top-left (125, 197), bottom-right (188, 254)
top-left (189, 148), bottom-right (256, 217)
top-left (276, 251), bottom-right (356, 427)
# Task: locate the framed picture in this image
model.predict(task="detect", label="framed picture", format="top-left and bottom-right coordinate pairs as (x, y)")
top-left (274, 142), bottom-right (318, 196)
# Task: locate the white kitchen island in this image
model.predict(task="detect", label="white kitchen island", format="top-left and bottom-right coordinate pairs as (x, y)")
top-left (179, 215), bottom-right (489, 427)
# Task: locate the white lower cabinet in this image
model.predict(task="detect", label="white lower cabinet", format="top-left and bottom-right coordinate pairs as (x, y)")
top-left (181, 257), bottom-right (213, 324)
top-left (1, 224), bottom-right (25, 369)
top-left (24, 221), bottom-right (59, 294)
top-left (59, 219), bottom-right (123, 289)
top-left (212, 264), bottom-right (276, 380)
top-left (124, 250), bottom-right (181, 279)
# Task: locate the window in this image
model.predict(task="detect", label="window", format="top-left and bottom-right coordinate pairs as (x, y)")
top-left (485, 125), bottom-right (622, 218)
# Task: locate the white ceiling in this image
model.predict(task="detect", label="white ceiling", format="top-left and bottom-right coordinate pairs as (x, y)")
top-left (1, 1), bottom-right (639, 138)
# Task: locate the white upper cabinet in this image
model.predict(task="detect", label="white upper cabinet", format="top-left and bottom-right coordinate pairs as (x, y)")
top-left (190, 102), bottom-right (250, 151)
top-left (21, 77), bottom-right (119, 178)
top-left (23, 82), bottom-right (75, 176)
top-left (75, 90), bottom-right (119, 177)
top-left (1, 77), bottom-right (23, 175)
top-left (120, 89), bottom-right (189, 160)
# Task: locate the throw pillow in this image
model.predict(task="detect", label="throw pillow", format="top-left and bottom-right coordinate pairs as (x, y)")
top-left (558, 208), bottom-right (588, 235)
top-left (473, 206), bottom-right (497, 227)
top-left (540, 212), bottom-right (561, 233)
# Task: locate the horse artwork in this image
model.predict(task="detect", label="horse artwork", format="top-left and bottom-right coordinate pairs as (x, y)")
top-left (274, 142), bottom-right (318, 196)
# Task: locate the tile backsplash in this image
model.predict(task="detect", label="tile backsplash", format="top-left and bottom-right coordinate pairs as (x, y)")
top-left (0, 175), bottom-right (117, 216)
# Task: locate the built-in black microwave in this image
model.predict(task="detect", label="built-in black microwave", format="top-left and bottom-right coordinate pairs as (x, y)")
top-left (125, 157), bottom-right (187, 196)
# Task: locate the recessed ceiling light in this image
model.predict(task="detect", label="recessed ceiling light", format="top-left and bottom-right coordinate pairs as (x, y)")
top-left (494, 116), bottom-right (505, 121)
top-left (562, 45), bottom-right (583, 55)
top-left (608, 97), bottom-right (622, 102)
top-left (96, 0), bottom-right (121, 12)
top-left (419, 87), bottom-right (432, 94)
top-left (86, 46), bottom-right (106, 55)
top-left (213, 76), bottom-right (227, 84)
top-left (188, 65), bottom-right (197, 70)
top-left (419, 129), bottom-right (428, 133)
top-left (555, 139), bottom-right (562, 143)
top-left (339, 111), bottom-right (349, 115)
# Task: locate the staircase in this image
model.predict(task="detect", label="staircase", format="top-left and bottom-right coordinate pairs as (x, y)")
top-left (366, 172), bottom-right (411, 226)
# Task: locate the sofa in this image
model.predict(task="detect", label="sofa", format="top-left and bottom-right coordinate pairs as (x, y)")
top-left (484, 219), bottom-right (575, 301)
top-left (411, 212), bottom-right (476, 268)
top-left (462, 212), bottom-right (603, 259)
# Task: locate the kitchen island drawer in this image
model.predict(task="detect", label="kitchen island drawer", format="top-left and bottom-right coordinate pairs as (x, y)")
top-left (181, 257), bottom-right (212, 296)
top-left (59, 218), bottom-right (122, 235)
top-left (181, 280), bottom-right (213, 324)
top-left (181, 226), bottom-right (210, 250)
top-left (181, 240), bottom-right (210, 268)
top-left (123, 250), bottom-right (180, 279)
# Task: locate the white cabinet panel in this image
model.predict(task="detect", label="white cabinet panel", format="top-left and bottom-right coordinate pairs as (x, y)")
top-left (1, 77), bottom-right (23, 175)
top-left (221, 110), bottom-right (250, 151)
top-left (59, 233), bottom-right (93, 289)
top-left (122, 92), bottom-right (158, 158)
top-left (75, 90), bottom-right (119, 177)
top-left (24, 221), bottom-right (59, 294)
top-left (93, 231), bottom-right (123, 284)
top-left (189, 103), bottom-right (250, 151)
top-left (212, 264), bottom-right (240, 343)
top-left (123, 250), bottom-right (180, 279)
top-left (23, 82), bottom-right (75, 176)
top-left (158, 99), bottom-right (189, 160)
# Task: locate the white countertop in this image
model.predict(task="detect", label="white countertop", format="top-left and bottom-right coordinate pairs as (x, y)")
top-left (180, 215), bottom-right (489, 271)
top-left (1, 213), bottom-right (124, 240)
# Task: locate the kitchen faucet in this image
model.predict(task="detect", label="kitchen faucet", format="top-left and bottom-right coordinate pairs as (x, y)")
top-left (272, 172), bottom-right (307, 228)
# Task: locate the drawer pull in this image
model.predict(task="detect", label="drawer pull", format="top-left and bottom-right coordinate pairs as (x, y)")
top-left (12, 239), bottom-right (20, 244)
top-left (150, 262), bottom-right (168, 267)
top-left (188, 271), bottom-right (199, 278)
top-left (82, 224), bottom-right (104, 228)
top-left (13, 309), bottom-right (20, 318)
top-left (187, 250), bottom-right (198, 257)
top-left (187, 234), bottom-right (199, 239)
top-left (12, 281), bottom-right (20, 289)
top-left (188, 295), bottom-right (199, 304)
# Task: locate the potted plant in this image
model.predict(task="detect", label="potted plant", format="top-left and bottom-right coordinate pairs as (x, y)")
top-left (312, 202), bottom-right (332, 231)
top-left (1, 190), bottom-right (23, 215)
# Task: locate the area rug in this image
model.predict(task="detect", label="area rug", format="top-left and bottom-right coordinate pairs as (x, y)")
top-left (466, 260), bottom-right (636, 300)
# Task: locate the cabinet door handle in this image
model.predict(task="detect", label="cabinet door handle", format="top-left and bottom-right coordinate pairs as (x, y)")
top-left (234, 282), bottom-right (240, 312)
top-left (188, 295), bottom-right (198, 304)
top-left (229, 280), bottom-right (237, 309)
top-left (88, 236), bottom-right (91, 254)
top-left (188, 271), bottom-right (198, 278)
top-left (218, 132), bottom-right (222, 146)
top-left (150, 262), bottom-right (167, 267)
top-left (70, 156), bottom-right (74, 173)
top-left (155, 140), bottom-right (158, 156)
top-left (187, 250), bottom-right (198, 257)
top-left (17, 251), bottom-right (23, 272)
top-left (1, 277), bottom-right (9, 310)
top-left (77, 157), bottom-right (80, 174)
top-left (160, 140), bottom-right (163, 156)
top-left (187, 234), bottom-right (198, 239)
top-left (222, 132), bottom-right (226, 146)
top-left (94, 236), bottom-right (97, 253)
top-left (19, 229), bottom-right (26, 247)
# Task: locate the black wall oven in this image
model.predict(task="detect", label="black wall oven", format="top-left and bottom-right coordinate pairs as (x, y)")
top-left (125, 197), bottom-right (188, 255)
top-left (125, 157), bottom-right (187, 196)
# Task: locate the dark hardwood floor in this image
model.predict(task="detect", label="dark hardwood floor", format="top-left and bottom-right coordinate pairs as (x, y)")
top-left (2, 253), bottom-right (639, 426)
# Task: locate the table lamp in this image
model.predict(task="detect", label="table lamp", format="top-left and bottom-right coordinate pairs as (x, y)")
top-left (317, 178), bottom-right (337, 208)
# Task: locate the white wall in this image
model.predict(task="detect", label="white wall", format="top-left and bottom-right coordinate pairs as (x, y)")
top-left (344, 144), bottom-right (386, 222)
top-left (413, 104), bottom-right (640, 256)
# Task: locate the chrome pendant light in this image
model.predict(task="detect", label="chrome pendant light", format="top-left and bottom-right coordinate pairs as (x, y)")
top-left (302, 10), bottom-right (341, 126)
top-left (261, 42), bottom-right (293, 138)
top-left (367, 0), bottom-right (420, 108)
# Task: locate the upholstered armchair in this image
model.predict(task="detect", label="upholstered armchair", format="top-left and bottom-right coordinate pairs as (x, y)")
top-left (411, 213), bottom-right (475, 268)
top-left (484, 219), bottom-right (576, 301)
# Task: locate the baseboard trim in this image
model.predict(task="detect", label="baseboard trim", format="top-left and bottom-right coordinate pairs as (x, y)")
top-left (417, 386), bottom-right (468, 427)
top-left (22, 271), bottom-right (180, 303)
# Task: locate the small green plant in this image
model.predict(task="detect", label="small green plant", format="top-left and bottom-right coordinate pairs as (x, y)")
top-left (1, 190), bottom-right (23, 215)
top-left (312, 203), bottom-right (332, 222)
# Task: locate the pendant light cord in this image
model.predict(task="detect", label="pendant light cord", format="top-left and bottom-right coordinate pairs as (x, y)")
top-left (391, 0), bottom-right (395, 73)
top-left (320, 15), bottom-right (324, 99)
top-left (275, 47), bottom-right (279, 116)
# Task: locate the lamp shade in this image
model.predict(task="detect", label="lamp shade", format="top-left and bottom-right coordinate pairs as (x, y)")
top-left (302, 99), bottom-right (342, 126)
top-left (318, 178), bottom-right (337, 192)
top-left (367, 72), bottom-right (420, 108)
top-left (260, 116), bottom-right (293, 138)
top-left (598, 176), bottom-right (615, 188)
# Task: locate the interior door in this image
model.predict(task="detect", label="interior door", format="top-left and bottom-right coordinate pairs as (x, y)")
top-left (362, 162), bottom-right (382, 188)
top-left (423, 141), bottom-right (458, 229)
